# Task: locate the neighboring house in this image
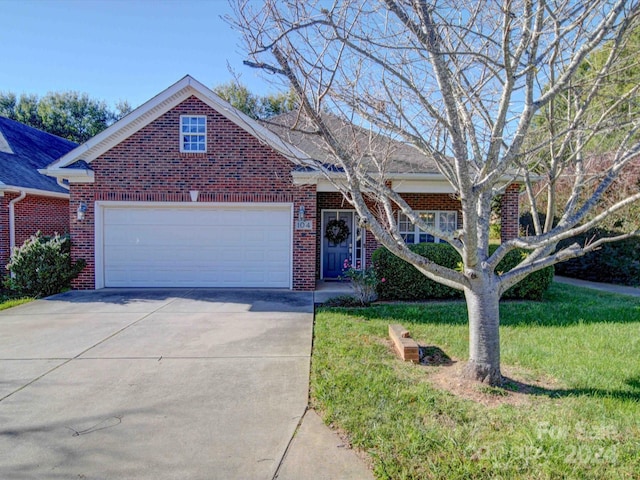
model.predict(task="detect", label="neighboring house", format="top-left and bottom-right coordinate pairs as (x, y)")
top-left (0, 116), bottom-right (76, 268)
top-left (42, 75), bottom-right (520, 291)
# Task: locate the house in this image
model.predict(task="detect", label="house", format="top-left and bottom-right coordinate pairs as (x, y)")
top-left (0, 116), bottom-right (76, 267)
top-left (42, 75), bottom-right (520, 291)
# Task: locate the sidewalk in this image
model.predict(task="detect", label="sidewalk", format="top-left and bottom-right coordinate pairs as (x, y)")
top-left (554, 276), bottom-right (640, 297)
top-left (275, 409), bottom-right (374, 479)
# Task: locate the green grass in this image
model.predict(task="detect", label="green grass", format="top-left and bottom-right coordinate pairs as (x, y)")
top-left (0, 296), bottom-right (32, 311)
top-left (311, 283), bottom-right (640, 479)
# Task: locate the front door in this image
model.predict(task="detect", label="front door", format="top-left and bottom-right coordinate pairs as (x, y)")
top-left (322, 211), bottom-right (354, 278)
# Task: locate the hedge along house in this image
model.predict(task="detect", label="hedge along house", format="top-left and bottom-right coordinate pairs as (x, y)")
top-left (42, 76), bottom-right (520, 291)
top-left (0, 116), bottom-right (76, 268)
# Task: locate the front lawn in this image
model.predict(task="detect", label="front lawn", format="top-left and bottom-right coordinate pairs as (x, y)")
top-left (311, 283), bottom-right (640, 479)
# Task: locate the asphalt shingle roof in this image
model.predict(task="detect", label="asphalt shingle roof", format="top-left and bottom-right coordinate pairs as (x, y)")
top-left (262, 111), bottom-right (441, 175)
top-left (0, 116), bottom-right (77, 193)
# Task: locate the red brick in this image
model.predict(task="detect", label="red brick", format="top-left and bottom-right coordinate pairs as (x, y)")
top-left (70, 96), bottom-right (316, 290)
top-left (0, 193), bottom-right (69, 268)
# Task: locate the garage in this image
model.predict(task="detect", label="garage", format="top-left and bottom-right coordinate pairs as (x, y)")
top-left (97, 203), bottom-right (292, 288)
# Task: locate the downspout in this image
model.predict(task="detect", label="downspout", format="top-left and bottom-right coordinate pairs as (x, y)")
top-left (9, 191), bottom-right (27, 252)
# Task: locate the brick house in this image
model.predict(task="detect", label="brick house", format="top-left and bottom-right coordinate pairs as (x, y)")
top-left (43, 76), bottom-right (519, 291)
top-left (0, 116), bottom-right (76, 268)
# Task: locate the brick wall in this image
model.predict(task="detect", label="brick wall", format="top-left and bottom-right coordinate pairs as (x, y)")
top-left (70, 96), bottom-right (316, 290)
top-left (500, 183), bottom-right (520, 242)
top-left (316, 191), bottom-right (462, 277)
top-left (0, 193), bottom-right (69, 268)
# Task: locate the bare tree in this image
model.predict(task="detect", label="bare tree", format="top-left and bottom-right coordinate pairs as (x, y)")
top-left (229, 0), bottom-right (640, 385)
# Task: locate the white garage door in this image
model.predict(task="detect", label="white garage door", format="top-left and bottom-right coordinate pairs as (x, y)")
top-left (101, 204), bottom-right (292, 288)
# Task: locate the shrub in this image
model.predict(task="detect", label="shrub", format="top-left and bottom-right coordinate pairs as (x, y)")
top-left (373, 244), bottom-right (462, 301)
top-left (372, 243), bottom-right (553, 301)
top-left (554, 232), bottom-right (640, 286)
top-left (5, 233), bottom-right (86, 298)
top-left (521, 213), bottom-right (640, 286)
top-left (499, 248), bottom-right (555, 300)
top-left (341, 267), bottom-right (378, 305)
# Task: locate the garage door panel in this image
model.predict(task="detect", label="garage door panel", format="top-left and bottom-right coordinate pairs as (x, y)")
top-left (102, 205), bottom-right (292, 288)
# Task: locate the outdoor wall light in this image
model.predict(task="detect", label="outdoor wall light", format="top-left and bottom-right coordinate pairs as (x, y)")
top-left (298, 205), bottom-right (305, 221)
top-left (77, 202), bottom-right (87, 221)
top-left (190, 190), bottom-right (199, 202)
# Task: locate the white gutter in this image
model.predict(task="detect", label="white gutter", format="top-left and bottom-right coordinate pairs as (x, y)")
top-left (38, 167), bottom-right (95, 184)
top-left (1, 186), bottom-right (69, 199)
top-left (9, 191), bottom-right (26, 252)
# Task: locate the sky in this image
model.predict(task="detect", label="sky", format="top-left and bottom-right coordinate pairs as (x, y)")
top-left (0, 0), bottom-right (281, 109)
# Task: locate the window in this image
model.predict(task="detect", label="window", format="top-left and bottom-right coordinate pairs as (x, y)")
top-left (398, 211), bottom-right (457, 244)
top-left (180, 115), bottom-right (206, 152)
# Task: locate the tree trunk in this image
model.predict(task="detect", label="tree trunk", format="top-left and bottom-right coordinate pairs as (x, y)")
top-left (462, 279), bottom-right (503, 386)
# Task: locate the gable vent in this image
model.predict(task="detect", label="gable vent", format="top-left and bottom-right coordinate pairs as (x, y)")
top-left (0, 130), bottom-right (13, 154)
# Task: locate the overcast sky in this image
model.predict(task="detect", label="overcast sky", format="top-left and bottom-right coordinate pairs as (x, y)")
top-left (1, 0), bottom-right (280, 109)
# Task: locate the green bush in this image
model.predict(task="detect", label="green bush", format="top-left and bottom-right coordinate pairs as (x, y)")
top-left (341, 267), bottom-right (378, 305)
top-left (372, 243), bottom-right (553, 301)
top-left (373, 243), bottom-right (462, 301)
top-left (521, 213), bottom-right (640, 286)
top-left (5, 233), bottom-right (86, 298)
top-left (554, 232), bottom-right (640, 286)
top-left (499, 248), bottom-right (555, 300)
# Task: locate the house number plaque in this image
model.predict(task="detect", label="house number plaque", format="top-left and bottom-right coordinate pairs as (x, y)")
top-left (295, 220), bottom-right (313, 230)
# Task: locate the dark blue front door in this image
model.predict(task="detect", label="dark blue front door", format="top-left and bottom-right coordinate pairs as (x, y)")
top-left (322, 211), bottom-right (353, 278)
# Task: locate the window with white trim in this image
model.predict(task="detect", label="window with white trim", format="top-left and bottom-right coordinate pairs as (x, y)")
top-left (398, 211), bottom-right (457, 244)
top-left (180, 115), bottom-right (206, 152)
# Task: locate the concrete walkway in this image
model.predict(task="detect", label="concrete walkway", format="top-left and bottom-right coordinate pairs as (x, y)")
top-left (554, 276), bottom-right (640, 297)
top-left (314, 280), bottom-right (354, 304)
top-left (0, 289), bottom-right (372, 480)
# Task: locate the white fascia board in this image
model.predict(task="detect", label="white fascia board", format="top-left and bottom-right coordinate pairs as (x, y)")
top-left (0, 186), bottom-right (70, 199)
top-left (39, 168), bottom-right (95, 184)
top-left (392, 179), bottom-right (455, 193)
top-left (47, 75), bottom-right (311, 170)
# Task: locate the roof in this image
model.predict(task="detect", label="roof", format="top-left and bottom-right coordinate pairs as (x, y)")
top-left (44, 75), bottom-right (310, 180)
top-left (262, 111), bottom-right (442, 175)
top-left (0, 116), bottom-right (76, 195)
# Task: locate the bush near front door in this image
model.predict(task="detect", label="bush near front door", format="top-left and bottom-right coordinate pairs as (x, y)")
top-left (373, 244), bottom-right (554, 301)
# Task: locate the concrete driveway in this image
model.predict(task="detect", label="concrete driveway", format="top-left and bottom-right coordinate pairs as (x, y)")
top-left (0, 289), bottom-right (314, 479)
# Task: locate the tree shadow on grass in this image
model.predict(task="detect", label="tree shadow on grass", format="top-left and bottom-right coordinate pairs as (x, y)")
top-left (501, 375), bottom-right (640, 402)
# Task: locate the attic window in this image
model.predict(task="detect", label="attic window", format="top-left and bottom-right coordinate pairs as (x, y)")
top-left (180, 115), bottom-right (206, 152)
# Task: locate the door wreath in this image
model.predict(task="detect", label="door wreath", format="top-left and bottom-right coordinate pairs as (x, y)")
top-left (325, 218), bottom-right (350, 244)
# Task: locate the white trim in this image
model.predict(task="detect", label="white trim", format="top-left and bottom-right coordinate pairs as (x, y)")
top-left (38, 168), bottom-right (94, 184)
top-left (288, 203), bottom-right (294, 290)
top-left (0, 186), bottom-right (69, 199)
top-left (293, 171), bottom-right (531, 188)
top-left (43, 75), bottom-right (311, 173)
top-left (391, 179), bottom-right (455, 194)
top-left (179, 115), bottom-right (207, 153)
top-left (320, 209), bottom-right (363, 279)
top-left (398, 210), bottom-right (458, 244)
top-left (94, 201), bottom-right (294, 289)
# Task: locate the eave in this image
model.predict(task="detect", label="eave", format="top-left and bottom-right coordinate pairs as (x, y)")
top-left (38, 168), bottom-right (95, 184)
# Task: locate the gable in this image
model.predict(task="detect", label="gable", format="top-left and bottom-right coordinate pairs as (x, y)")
top-left (44, 75), bottom-right (309, 178)
top-left (89, 96), bottom-right (299, 195)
